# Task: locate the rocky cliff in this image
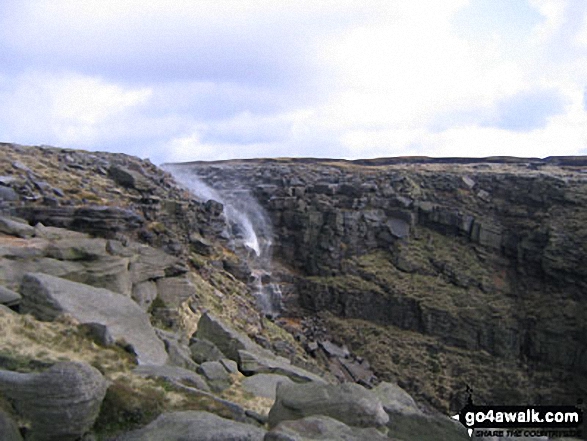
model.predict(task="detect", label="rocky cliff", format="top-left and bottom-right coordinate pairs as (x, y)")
top-left (0, 143), bottom-right (479, 440)
top-left (173, 157), bottom-right (587, 413)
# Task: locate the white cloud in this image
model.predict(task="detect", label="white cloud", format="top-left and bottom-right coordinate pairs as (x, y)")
top-left (0, 72), bottom-right (151, 146)
top-left (0, 0), bottom-right (586, 162)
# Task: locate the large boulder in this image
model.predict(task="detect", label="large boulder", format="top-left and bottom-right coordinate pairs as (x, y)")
top-left (116, 411), bottom-right (266, 441)
top-left (372, 382), bottom-right (469, 441)
top-left (268, 382), bottom-right (389, 429)
top-left (194, 312), bottom-right (259, 361)
top-left (20, 272), bottom-right (168, 365)
top-left (265, 415), bottom-right (391, 441)
top-left (0, 362), bottom-right (108, 441)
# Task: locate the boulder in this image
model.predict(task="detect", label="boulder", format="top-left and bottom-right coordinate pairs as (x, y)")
top-left (108, 165), bottom-right (154, 192)
top-left (0, 185), bottom-right (18, 202)
top-left (268, 382), bottom-right (388, 429)
top-left (194, 312), bottom-right (258, 361)
top-left (131, 280), bottom-right (158, 310)
top-left (242, 373), bottom-right (294, 400)
top-left (0, 362), bottom-right (108, 441)
top-left (45, 238), bottom-right (108, 261)
top-left (155, 329), bottom-right (199, 371)
top-left (0, 286), bottom-right (21, 307)
top-left (134, 365), bottom-right (210, 392)
top-left (129, 246), bottom-right (180, 284)
top-left (116, 411), bottom-right (266, 441)
top-left (372, 382), bottom-right (469, 441)
top-left (156, 275), bottom-right (198, 308)
top-left (0, 216), bottom-right (34, 238)
top-left (265, 415), bottom-right (391, 441)
top-left (20, 272), bottom-right (168, 365)
top-left (197, 361), bottom-right (233, 392)
top-left (189, 337), bottom-right (226, 364)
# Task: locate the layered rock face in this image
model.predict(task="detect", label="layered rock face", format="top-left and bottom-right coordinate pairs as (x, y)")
top-left (176, 157), bottom-right (587, 411)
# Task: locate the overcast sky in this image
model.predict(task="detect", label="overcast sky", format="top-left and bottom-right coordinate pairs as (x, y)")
top-left (1, 0), bottom-right (586, 163)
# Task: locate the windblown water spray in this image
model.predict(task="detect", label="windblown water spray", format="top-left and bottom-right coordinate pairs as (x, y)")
top-left (167, 166), bottom-right (282, 316)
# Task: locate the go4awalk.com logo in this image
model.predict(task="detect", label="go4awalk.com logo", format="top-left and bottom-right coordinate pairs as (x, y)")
top-left (452, 404), bottom-right (583, 438)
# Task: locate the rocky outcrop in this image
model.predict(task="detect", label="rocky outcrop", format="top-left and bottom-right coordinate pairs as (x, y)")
top-left (20, 272), bottom-right (168, 365)
top-left (180, 158), bottom-right (587, 412)
top-left (194, 313), bottom-right (326, 384)
top-left (116, 411), bottom-right (267, 441)
top-left (0, 362), bottom-right (108, 441)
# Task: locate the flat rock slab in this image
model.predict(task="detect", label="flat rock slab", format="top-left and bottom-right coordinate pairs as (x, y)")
top-left (265, 415), bottom-right (391, 441)
top-left (116, 411), bottom-right (266, 441)
top-left (242, 373), bottom-right (294, 400)
top-left (268, 382), bottom-right (389, 429)
top-left (134, 365), bottom-right (210, 392)
top-left (238, 350), bottom-right (326, 384)
top-left (20, 272), bottom-right (168, 365)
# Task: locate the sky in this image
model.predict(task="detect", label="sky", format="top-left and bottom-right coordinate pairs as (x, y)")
top-left (0, 0), bottom-right (586, 164)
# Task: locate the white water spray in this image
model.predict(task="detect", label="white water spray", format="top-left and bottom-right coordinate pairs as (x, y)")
top-left (167, 166), bottom-right (282, 316)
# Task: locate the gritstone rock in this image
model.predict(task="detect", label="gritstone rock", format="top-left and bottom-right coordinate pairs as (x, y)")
top-left (0, 361), bottom-right (108, 441)
top-left (20, 272), bottom-right (168, 365)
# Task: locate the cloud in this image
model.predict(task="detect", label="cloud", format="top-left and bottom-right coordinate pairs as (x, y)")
top-left (0, 0), bottom-right (586, 162)
top-left (483, 89), bottom-right (567, 131)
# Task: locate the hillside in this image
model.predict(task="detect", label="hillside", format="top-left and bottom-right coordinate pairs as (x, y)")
top-left (0, 142), bottom-right (584, 440)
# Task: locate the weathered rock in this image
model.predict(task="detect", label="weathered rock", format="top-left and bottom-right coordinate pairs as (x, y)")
top-left (134, 365), bottom-right (210, 392)
top-left (131, 280), bottom-right (158, 310)
top-left (0, 362), bottom-right (108, 441)
top-left (78, 322), bottom-right (115, 347)
top-left (17, 205), bottom-right (145, 238)
top-left (372, 381), bottom-right (420, 415)
top-left (156, 275), bottom-right (198, 308)
top-left (194, 312), bottom-right (259, 361)
top-left (268, 382), bottom-right (389, 429)
top-left (130, 246), bottom-right (180, 284)
top-left (108, 164), bottom-right (154, 192)
top-left (116, 411), bottom-right (266, 441)
top-left (197, 361), bottom-right (233, 392)
top-left (265, 415), bottom-right (391, 441)
top-left (0, 285), bottom-right (21, 306)
top-left (373, 382), bottom-right (469, 440)
top-left (238, 350), bottom-right (326, 384)
top-left (20, 272), bottom-right (168, 365)
top-left (242, 373), bottom-right (294, 400)
top-left (0, 410), bottom-right (23, 441)
top-left (0, 185), bottom-right (18, 202)
top-left (155, 329), bottom-right (199, 371)
top-left (45, 238), bottom-right (108, 261)
top-left (189, 337), bottom-right (226, 364)
top-left (0, 216), bottom-right (34, 238)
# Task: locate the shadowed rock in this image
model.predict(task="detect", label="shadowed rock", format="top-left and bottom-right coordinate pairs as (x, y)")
top-left (115, 411), bottom-right (266, 441)
top-left (0, 410), bottom-right (23, 441)
top-left (265, 415), bottom-right (391, 441)
top-left (0, 362), bottom-right (108, 441)
top-left (268, 382), bottom-right (388, 429)
top-left (20, 272), bottom-right (168, 365)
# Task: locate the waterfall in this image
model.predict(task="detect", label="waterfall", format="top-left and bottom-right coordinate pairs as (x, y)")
top-left (166, 166), bottom-right (282, 317)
